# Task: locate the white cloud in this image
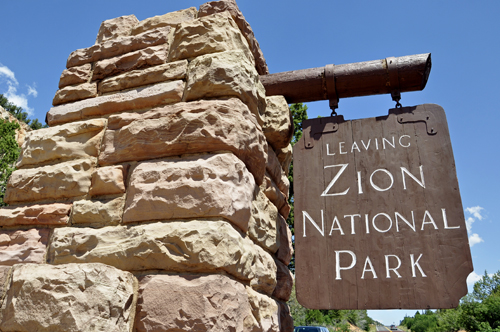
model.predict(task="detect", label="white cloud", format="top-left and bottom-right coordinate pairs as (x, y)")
top-left (469, 233), bottom-right (484, 247)
top-left (466, 217), bottom-right (474, 233)
top-left (466, 206), bottom-right (484, 220)
top-left (27, 84), bottom-right (38, 97)
top-left (467, 271), bottom-right (483, 286)
top-left (0, 63), bottom-right (36, 116)
top-left (0, 64), bottom-right (17, 84)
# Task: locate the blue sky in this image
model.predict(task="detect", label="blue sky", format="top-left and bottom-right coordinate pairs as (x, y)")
top-left (2, 0), bottom-right (499, 326)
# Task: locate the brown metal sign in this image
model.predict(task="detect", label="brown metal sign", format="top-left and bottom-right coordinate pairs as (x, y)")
top-left (294, 104), bottom-right (473, 310)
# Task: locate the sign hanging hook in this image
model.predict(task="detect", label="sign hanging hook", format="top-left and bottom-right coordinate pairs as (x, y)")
top-left (387, 57), bottom-right (402, 108)
top-left (324, 64), bottom-right (339, 116)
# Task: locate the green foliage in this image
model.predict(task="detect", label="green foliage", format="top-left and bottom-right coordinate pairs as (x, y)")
top-left (0, 118), bottom-right (21, 206)
top-left (0, 94), bottom-right (47, 130)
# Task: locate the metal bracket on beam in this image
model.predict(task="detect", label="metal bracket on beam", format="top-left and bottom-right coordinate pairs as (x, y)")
top-left (387, 57), bottom-right (402, 108)
top-left (324, 64), bottom-right (339, 113)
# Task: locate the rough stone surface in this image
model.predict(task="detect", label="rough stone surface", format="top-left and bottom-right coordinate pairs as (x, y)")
top-left (4, 159), bottom-right (94, 204)
top-left (136, 274), bottom-right (258, 332)
top-left (198, 0), bottom-right (269, 75)
top-left (276, 144), bottom-right (292, 176)
top-left (246, 286), bottom-right (280, 332)
top-left (95, 14), bottom-right (139, 44)
top-left (99, 60), bottom-right (188, 94)
top-left (185, 50), bottom-right (266, 124)
top-left (132, 7), bottom-right (198, 35)
top-left (0, 203), bottom-right (71, 226)
top-left (267, 146), bottom-right (290, 199)
top-left (272, 259), bottom-right (293, 302)
top-left (99, 98), bottom-right (266, 184)
top-left (249, 190), bottom-right (279, 253)
top-left (122, 154), bottom-right (254, 232)
top-left (52, 82), bottom-right (97, 106)
top-left (68, 27), bottom-right (172, 68)
top-left (0, 229), bottom-right (49, 266)
top-left (278, 302), bottom-right (294, 332)
top-left (90, 165), bottom-right (126, 196)
top-left (92, 45), bottom-right (167, 81)
top-left (71, 196), bottom-right (125, 226)
top-left (17, 118), bottom-right (106, 169)
top-left (58, 63), bottom-right (91, 89)
top-left (263, 96), bottom-right (293, 150)
top-left (0, 266), bottom-right (11, 300)
top-left (170, 12), bottom-right (254, 64)
top-left (276, 214), bottom-right (293, 266)
top-left (260, 173), bottom-right (291, 220)
top-left (0, 106), bottom-right (30, 147)
top-left (47, 81), bottom-right (184, 126)
top-left (48, 220), bottom-right (277, 295)
top-left (0, 263), bottom-right (137, 332)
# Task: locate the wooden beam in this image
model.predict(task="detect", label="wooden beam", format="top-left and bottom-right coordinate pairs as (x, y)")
top-left (260, 53), bottom-right (431, 103)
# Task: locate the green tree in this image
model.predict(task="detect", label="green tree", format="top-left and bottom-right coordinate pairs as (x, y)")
top-left (0, 94), bottom-right (47, 130)
top-left (0, 118), bottom-right (21, 206)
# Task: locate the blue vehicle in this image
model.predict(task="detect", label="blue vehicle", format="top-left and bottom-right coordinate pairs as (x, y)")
top-left (294, 327), bottom-right (329, 332)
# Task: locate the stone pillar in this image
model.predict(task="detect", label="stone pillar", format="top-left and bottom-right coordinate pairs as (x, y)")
top-left (0, 1), bottom-right (294, 331)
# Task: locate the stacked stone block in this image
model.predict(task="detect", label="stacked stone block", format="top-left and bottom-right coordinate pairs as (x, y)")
top-left (0, 1), bottom-right (294, 331)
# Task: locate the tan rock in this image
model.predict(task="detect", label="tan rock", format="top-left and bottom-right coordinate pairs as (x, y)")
top-left (249, 191), bottom-right (279, 253)
top-left (263, 96), bottom-right (293, 150)
top-left (198, 0), bottom-right (269, 75)
top-left (185, 50), bottom-right (266, 124)
top-left (47, 81), bottom-right (184, 126)
top-left (0, 229), bottom-right (49, 265)
top-left (246, 286), bottom-right (280, 332)
top-left (58, 63), bottom-right (91, 89)
top-left (4, 159), bottom-right (94, 204)
top-left (98, 60), bottom-right (188, 94)
top-left (90, 165), bottom-right (126, 196)
top-left (122, 154), bottom-right (254, 232)
top-left (278, 302), bottom-right (294, 332)
top-left (48, 220), bottom-right (277, 295)
top-left (260, 173), bottom-right (291, 220)
top-left (17, 118), bottom-right (106, 168)
top-left (0, 106), bottom-right (30, 147)
top-left (0, 266), bottom-right (11, 300)
top-left (0, 203), bottom-right (71, 226)
top-left (272, 259), bottom-right (293, 302)
top-left (0, 263), bottom-right (137, 332)
top-left (71, 196), bottom-right (125, 226)
top-left (95, 14), bottom-right (139, 44)
top-left (68, 27), bottom-right (172, 68)
top-left (169, 12), bottom-right (253, 64)
top-left (132, 7), bottom-right (198, 35)
top-left (276, 144), bottom-right (292, 176)
top-left (136, 274), bottom-right (258, 332)
top-left (92, 45), bottom-right (167, 81)
top-left (52, 82), bottom-right (97, 106)
top-left (99, 98), bottom-right (266, 185)
top-left (276, 214), bottom-right (293, 266)
top-left (267, 146), bottom-right (290, 199)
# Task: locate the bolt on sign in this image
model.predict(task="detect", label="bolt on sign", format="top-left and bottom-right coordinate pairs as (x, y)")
top-left (294, 104), bottom-right (473, 310)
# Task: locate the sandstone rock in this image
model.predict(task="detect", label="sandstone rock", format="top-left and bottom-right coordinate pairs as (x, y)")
top-left (263, 96), bottom-right (293, 150)
top-left (99, 98), bottom-right (266, 185)
top-left (260, 173), bottom-right (291, 220)
top-left (52, 82), bottom-right (97, 106)
top-left (95, 14), bottom-right (139, 44)
top-left (0, 263), bottom-right (136, 332)
top-left (98, 60), bottom-right (188, 94)
top-left (185, 50), bottom-right (266, 125)
top-left (122, 154), bottom-right (254, 232)
top-left (249, 190), bottom-right (279, 253)
top-left (278, 302), bottom-right (294, 332)
top-left (276, 144), bottom-right (292, 176)
top-left (136, 274), bottom-right (257, 332)
top-left (0, 229), bottom-right (49, 265)
top-left (90, 165), bottom-right (126, 196)
top-left (198, 0), bottom-right (269, 75)
top-left (68, 27), bottom-right (172, 68)
top-left (0, 203), bottom-right (71, 226)
top-left (272, 259), bottom-right (293, 302)
top-left (58, 63), bottom-right (91, 89)
top-left (276, 214), bottom-right (293, 266)
top-left (132, 7), bottom-right (198, 35)
top-left (0, 266), bottom-right (11, 300)
top-left (169, 12), bottom-right (253, 64)
top-left (267, 146), bottom-right (290, 199)
top-left (246, 286), bottom-right (280, 332)
top-left (17, 118), bottom-right (106, 168)
top-left (47, 81), bottom-right (184, 126)
top-left (92, 45), bottom-right (167, 81)
top-left (71, 196), bottom-right (125, 226)
top-left (0, 105), bottom-right (30, 147)
top-left (48, 220), bottom-right (277, 295)
top-left (4, 159), bottom-right (94, 204)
